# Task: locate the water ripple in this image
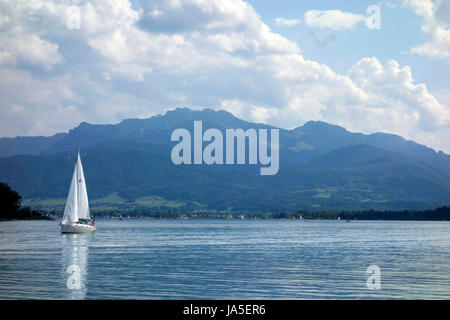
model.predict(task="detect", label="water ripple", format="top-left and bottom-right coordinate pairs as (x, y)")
top-left (0, 220), bottom-right (449, 299)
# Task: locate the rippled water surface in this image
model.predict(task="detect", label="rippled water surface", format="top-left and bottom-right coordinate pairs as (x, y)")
top-left (0, 219), bottom-right (449, 299)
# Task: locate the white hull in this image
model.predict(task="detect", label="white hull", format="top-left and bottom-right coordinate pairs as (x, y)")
top-left (61, 222), bottom-right (96, 234)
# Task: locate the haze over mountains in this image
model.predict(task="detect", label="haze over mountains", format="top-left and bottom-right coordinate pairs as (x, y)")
top-left (0, 108), bottom-right (449, 212)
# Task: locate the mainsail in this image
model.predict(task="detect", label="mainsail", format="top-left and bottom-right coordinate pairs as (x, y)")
top-left (62, 152), bottom-right (90, 222)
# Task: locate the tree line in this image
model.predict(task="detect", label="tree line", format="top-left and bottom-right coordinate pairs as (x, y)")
top-left (2, 181), bottom-right (450, 221)
top-left (0, 182), bottom-right (50, 220)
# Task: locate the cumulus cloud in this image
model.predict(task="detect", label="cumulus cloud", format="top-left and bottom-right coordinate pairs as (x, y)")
top-left (221, 55), bottom-right (450, 153)
top-left (0, 0), bottom-right (64, 69)
top-left (0, 68), bottom-right (84, 136)
top-left (0, 34), bottom-right (63, 69)
top-left (304, 10), bottom-right (366, 31)
top-left (404, 0), bottom-right (450, 64)
top-left (347, 57), bottom-right (450, 131)
top-left (0, 0), bottom-right (449, 153)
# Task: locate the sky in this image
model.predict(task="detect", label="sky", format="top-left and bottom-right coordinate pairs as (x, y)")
top-left (0, 0), bottom-right (450, 153)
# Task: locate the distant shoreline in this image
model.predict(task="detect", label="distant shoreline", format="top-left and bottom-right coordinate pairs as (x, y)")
top-left (7, 205), bottom-right (449, 222)
top-left (31, 206), bottom-right (450, 222)
top-left (1, 216), bottom-right (448, 222)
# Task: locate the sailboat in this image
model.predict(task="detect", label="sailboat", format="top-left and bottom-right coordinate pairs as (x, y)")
top-left (60, 151), bottom-right (96, 233)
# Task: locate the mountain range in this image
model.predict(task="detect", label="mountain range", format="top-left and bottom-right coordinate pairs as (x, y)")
top-left (0, 108), bottom-right (449, 212)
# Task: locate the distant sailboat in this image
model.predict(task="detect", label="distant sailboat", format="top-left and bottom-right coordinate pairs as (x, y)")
top-left (60, 151), bottom-right (96, 233)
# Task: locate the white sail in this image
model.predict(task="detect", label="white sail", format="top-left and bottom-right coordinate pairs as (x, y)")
top-left (76, 152), bottom-right (90, 219)
top-left (62, 158), bottom-right (79, 222)
top-left (62, 152), bottom-right (90, 222)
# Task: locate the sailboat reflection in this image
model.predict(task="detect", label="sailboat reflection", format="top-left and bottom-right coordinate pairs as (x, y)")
top-left (62, 234), bottom-right (89, 299)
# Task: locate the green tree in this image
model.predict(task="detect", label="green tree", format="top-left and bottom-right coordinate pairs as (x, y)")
top-left (0, 182), bottom-right (21, 218)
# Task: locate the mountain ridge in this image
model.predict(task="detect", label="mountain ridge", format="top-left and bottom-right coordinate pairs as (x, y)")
top-left (1, 107), bottom-right (446, 156)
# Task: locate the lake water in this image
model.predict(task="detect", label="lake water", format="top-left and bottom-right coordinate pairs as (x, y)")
top-left (0, 219), bottom-right (449, 299)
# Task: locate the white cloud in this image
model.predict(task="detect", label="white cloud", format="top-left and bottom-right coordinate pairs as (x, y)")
top-left (0, 0), bottom-right (68, 69)
top-left (274, 18), bottom-right (301, 27)
top-left (222, 99), bottom-right (279, 125)
top-left (0, 68), bottom-right (84, 136)
top-left (304, 10), bottom-right (365, 31)
top-left (347, 57), bottom-right (450, 132)
top-left (404, 0), bottom-right (450, 64)
top-left (0, 34), bottom-right (63, 69)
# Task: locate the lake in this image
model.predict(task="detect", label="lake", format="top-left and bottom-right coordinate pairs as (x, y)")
top-left (0, 219), bottom-right (449, 299)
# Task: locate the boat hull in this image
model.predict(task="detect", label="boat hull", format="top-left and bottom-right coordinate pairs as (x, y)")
top-left (61, 222), bottom-right (96, 234)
